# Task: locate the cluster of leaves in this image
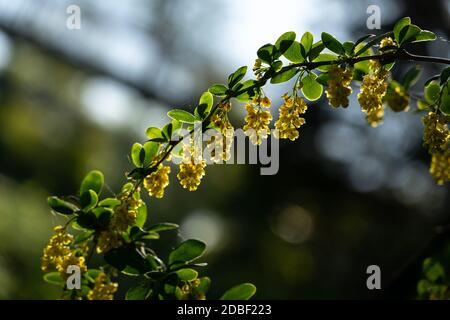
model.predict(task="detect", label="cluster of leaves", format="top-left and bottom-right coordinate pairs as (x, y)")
top-left (417, 257), bottom-right (449, 300)
top-left (42, 16), bottom-right (450, 300)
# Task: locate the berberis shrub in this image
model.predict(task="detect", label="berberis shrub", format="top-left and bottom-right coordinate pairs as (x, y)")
top-left (41, 17), bottom-right (450, 300)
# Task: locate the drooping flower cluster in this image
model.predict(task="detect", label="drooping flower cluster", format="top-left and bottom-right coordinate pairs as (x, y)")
top-left (430, 150), bottom-right (450, 185)
top-left (96, 188), bottom-right (143, 253)
top-left (422, 111), bottom-right (450, 153)
top-left (206, 113), bottom-right (234, 163)
top-left (243, 96), bottom-right (272, 145)
top-left (357, 60), bottom-right (389, 127)
top-left (144, 164), bottom-right (171, 198)
top-left (41, 226), bottom-right (87, 279)
top-left (325, 66), bottom-right (353, 108)
top-left (87, 272), bottom-right (118, 300)
top-left (386, 85), bottom-right (409, 112)
top-left (274, 94), bottom-right (307, 141)
top-left (177, 141), bottom-right (207, 191)
top-left (178, 161), bottom-right (206, 191)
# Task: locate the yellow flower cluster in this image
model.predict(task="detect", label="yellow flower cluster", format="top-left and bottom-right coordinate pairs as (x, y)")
top-left (422, 111), bottom-right (450, 153)
top-left (144, 164), bottom-right (171, 198)
top-left (179, 279), bottom-right (205, 300)
top-left (87, 273), bottom-right (118, 300)
top-left (243, 96), bottom-right (272, 145)
top-left (178, 161), bottom-right (206, 191)
top-left (357, 60), bottom-right (389, 127)
top-left (96, 189), bottom-right (143, 253)
top-left (41, 226), bottom-right (87, 279)
top-left (325, 66), bottom-right (353, 108)
top-left (430, 150), bottom-right (450, 185)
top-left (386, 85), bottom-right (409, 112)
top-left (274, 94), bottom-right (307, 141)
top-left (207, 114), bottom-right (234, 163)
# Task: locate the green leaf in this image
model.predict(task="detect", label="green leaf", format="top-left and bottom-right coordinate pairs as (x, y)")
top-left (423, 258), bottom-right (445, 282)
top-left (440, 67), bottom-right (450, 85)
top-left (142, 141), bottom-right (159, 167)
top-left (313, 53), bottom-right (338, 72)
top-left (175, 268), bottom-right (198, 281)
top-left (98, 197), bottom-right (121, 208)
top-left (208, 84), bottom-right (228, 96)
top-left (145, 127), bottom-right (165, 142)
top-left (301, 73), bottom-right (323, 101)
top-left (300, 32), bottom-right (313, 58)
top-left (412, 30), bottom-right (437, 43)
top-left (76, 211), bottom-right (98, 230)
top-left (47, 196), bottom-right (77, 215)
top-left (147, 222), bottom-right (179, 233)
top-left (80, 190), bottom-right (98, 211)
top-left (74, 231), bottom-right (94, 244)
top-left (270, 68), bottom-right (298, 84)
top-left (316, 73), bottom-right (331, 86)
top-left (197, 277), bottom-right (211, 294)
top-left (228, 66), bottom-right (247, 88)
top-left (354, 34), bottom-right (374, 50)
top-left (440, 82), bottom-right (450, 116)
top-left (43, 272), bottom-right (64, 286)
top-left (168, 239), bottom-right (206, 266)
top-left (94, 207), bottom-right (112, 228)
top-left (275, 31), bottom-right (296, 56)
top-left (220, 283), bottom-right (256, 300)
top-left (104, 247), bottom-right (151, 274)
top-left (167, 109), bottom-right (196, 124)
top-left (234, 80), bottom-right (258, 102)
top-left (161, 122), bottom-right (173, 141)
top-left (393, 17), bottom-right (411, 43)
top-left (86, 269), bottom-right (103, 282)
top-left (321, 32), bottom-right (345, 55)
top-left (402, 66), bottom-right (422, 90)
top-left (135, 204), bottom-right (147, 228)
top-left (126, 282), bottom-right (152, 300)
top-left (80, 170), bottom-right (104, 196)
top-left (271, 60), bottom-right (283, 72)
top-left (424, 81), bottom-right (441, 104)
top-left (308, 41), bottom-right (325, 61)
top-left (342, 41), bottom-right (355, 55)
top-left (283, 41), bottom-right (304, 63)
top-left (131, 143), bottom-right (143, 167)
top-left (257, 44), bottom-right (275, 64)
top-left (400, 24), bottom-right (421, 44)
top-left (195, 91), bottom-right (214, 119)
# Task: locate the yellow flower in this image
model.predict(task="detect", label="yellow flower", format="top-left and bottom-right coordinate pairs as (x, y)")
top-left (325, 66), bottom-right (353, 108)
top-left (207, 114), bottom-right (234, 163)
top-left (144, 165), bottom-right (171, 199)
top-left (41, 226), bottom-right (74, 272)
top-left (357, 60), bottom-right (389, 127)
top-left (243, 97), bottom-right (272, 145)
top-left (386, 85), bottom-right (409, 112)
top-left (177, 161), bottom-right (206, 191)
top-left (430, 150), bottom-right (450, 185)
top-left (87, 273), bottom-right (118, 300)
top-left (380, 37), bottom-right (397, 49)
top-left (422, 112), bottom-right (450, 153)
top-left (96, 230), bottom-right (123, 254)
top-left (274, 94), bottom-right (307, 141)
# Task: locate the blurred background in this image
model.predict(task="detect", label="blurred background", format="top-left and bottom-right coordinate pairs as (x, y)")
top-left (0, 0), bottom-right (449, 299)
